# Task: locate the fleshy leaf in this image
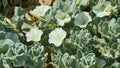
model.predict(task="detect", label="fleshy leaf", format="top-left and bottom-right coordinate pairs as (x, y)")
top-left (92, 58), bottom-right (106, 68)
top-left (0, 39), bottom-right (14, 54)
top-left (6, 31), bottom-right (20, 43)
top-left (2, 0), bottom-right (8, 9)
top-left (26, 43), bottom-right (46, 68)
top-left (80, 53), bottom-right (96, 68)
top-left (0, 31), bottom-right (6, 40)
top-left (3, 43), bottom-right (27, 67)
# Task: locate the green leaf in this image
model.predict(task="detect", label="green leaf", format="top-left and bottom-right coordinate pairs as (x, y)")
top-left (0, 31), bottom-right (6, 40)
top-left (25, 57), bottom-right (35, 68)
top-left (1, 53), bottom-right (13, 68)
top-left (77, 63), bottom-right (84, 68)
top-left (0, 56), bottom-right (4, 68)
top-left (0, 14), bottom-right (4, 30)
top-left (98, 18), bottom-right (120, 38)
top-left (21, 22), bottom-right (33, 33)
top-left (69, 29), bottom-right (92, 47)
top-left (111, 61), bottom-right (120, 68)
top-left (6, 31), bottom-right (20, 43)
top-left (1, 58), bottom-right (13, 68)
top-left (80, 53), bottom-right (96, 67)
top-left (58, 61), bottom-right (66, 68)
top-left (53, 0), bottom-right (65, 9)
top-left (0, 39), bottom-right (14, 53)
top-left (3, 43), bottom-right (27, 67)
top-left (13, 54), bottom-right (27, 67)
top-left (14, 7), bottom-right (25, 16)
top-left (116, 17), bottom-right (120, 25)
top-left (35, 57), bottom-right (46, 68)
top-left (11, 7), bottom-right (26, 25)
top-left (26, 43), bottom-right (46, 68)
top-left (92, 58), bottom-right (106, 68)
top-left (98, 21), bottom-right (111, 38)
top-left (2, 0), bottom-right (8, 8)
top-left (58, 53), bottom-right (75, 68)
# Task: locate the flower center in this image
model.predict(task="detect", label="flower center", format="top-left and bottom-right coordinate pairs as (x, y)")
top-left (56, 35), bottom-right (63, 42)
top-left (100, 4), bottom-right (106, 9)
top-left (82, 19), bottom-right (87, 25)
top-left (61, 15), bottom-right (66, 20)
top-left (102, 48), bottom-right (109, 55)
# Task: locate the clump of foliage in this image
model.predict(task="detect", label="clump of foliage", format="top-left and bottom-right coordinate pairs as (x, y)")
top-left (0, 0), bottom-right (120, 68)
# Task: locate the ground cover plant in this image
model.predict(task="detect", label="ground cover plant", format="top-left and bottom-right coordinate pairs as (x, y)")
top-left (0, 0), bottom-right (120, 68)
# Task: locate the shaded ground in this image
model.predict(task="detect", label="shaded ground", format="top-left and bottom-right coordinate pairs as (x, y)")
top-left (0, 0), bottom-right (53, 18)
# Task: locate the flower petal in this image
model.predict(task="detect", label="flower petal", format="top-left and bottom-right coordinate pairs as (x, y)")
top-left (29, 5), bottom-right (51, 18)
top-left (55, 10), bottom-right (71, 26)
top-left (74, 12), bottom-right (92, 28)
top-left (26, 27), bottom-right (43, 42)
top-left (48, 28), bottom-right (67, 46)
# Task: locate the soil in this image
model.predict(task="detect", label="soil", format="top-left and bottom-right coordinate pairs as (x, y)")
top-left (0, 0), bottom-right (53, 18)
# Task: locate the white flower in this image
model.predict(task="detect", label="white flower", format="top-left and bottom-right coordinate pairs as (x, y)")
top-left (55, 10), bottom-right (71, 26)
top-left (74, 12), bottom-right (92, 28)
top-left (100, 47), bottom-right (111, 57)
top-left (81, 0), bottom-right (90, 6)
top-left (101, 48), bottom-right (109, 57)
top-left (48, 28), bottom-right (67, 46)
top-left (26, 27), bottom-right (43, 42)
top-left (29, 5), bottom-right (51, 18)
top-left (93, 0), bottom-right (116, 17)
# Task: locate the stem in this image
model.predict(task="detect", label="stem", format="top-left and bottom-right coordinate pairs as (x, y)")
top-left (4, 17), bottom-right (24, 37)
top-left (33, 41), bottom-right (39, 46)
top-left (4, 18), bottom-right (16, 29)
